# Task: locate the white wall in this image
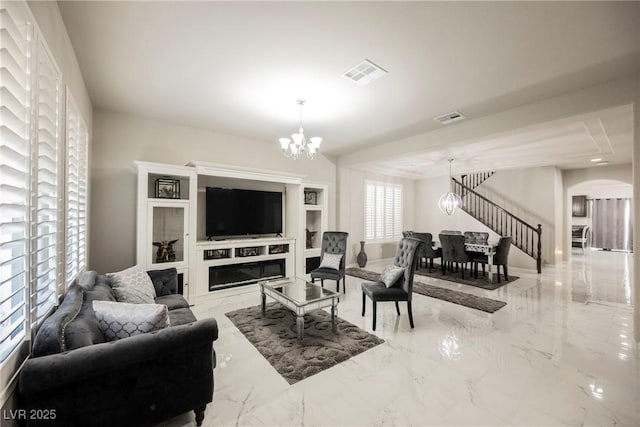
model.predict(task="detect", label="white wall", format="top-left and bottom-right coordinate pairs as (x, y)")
top-left (91, 109), bottom-right (336, 273)
top-left (337, 167), bottom-right (416, 266)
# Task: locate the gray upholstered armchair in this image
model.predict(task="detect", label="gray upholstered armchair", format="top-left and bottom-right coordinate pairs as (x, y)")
top-left (311, 231), bottom-right (349, 293)
top-left (439, 233), bottom-right (472, 279)
top-left (361, 237), bottom-right (423, 330)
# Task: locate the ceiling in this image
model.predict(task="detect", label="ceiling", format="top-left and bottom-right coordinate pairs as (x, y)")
top-left (57, 1), bottom-right (640, 176)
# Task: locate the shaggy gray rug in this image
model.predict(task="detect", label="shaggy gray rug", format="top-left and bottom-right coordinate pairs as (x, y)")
top-left (415, 264), bottom-right (519, 290)
top-left (346, 268), bottom-right (507, 314)
top-left (225, 303), bottom-right (384, 384)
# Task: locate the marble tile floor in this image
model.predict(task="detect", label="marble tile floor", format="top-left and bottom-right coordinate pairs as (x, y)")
top-left (161, 250), bottom-right (638, 426)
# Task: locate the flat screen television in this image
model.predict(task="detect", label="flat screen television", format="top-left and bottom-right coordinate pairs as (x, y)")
top-left (205, 187), bottom-right (283, 238)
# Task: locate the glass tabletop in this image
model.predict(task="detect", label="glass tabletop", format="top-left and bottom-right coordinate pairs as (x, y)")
top-left (260, 277), bottom-right (338, 307)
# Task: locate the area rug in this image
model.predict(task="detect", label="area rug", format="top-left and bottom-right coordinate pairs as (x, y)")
top-left (346, 268), bottom-right (506, 314)
top-left (225, 303), bottom-right (384, 385)
top-left (415, 264), bottom-right (518, 290)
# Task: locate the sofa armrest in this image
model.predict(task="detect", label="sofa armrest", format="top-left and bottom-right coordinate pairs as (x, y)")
top-left (20, 317), bottom-right (218, 396)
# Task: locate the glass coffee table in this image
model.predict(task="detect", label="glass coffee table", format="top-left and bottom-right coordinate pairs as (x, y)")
top-left (259, 277), bottom-right (339, 340)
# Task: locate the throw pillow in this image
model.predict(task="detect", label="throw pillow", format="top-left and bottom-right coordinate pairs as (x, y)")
top-left (319, 253), bottom-right (342, 270)
top-left (107, 265), bottom-right (156, 304)
top-left (380, 264), bottom-right (405, 288)
top-left (93, 300), bottom-right (169, 341)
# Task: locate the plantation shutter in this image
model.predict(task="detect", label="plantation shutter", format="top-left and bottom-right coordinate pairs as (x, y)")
top-left (364, 181), bottom-right (403, 241)
top-left (31, 40), bottom-right (60, 322)
top-left (65, 93), bottom-right (88, 285)
top-left (0, 1), bottom-right (32, 361)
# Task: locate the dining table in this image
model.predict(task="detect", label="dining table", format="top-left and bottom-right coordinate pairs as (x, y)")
top-left (433, 241), bottom-right (499, 283)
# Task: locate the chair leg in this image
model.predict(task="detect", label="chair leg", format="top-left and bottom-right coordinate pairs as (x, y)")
top-left (361, 292), bottom-right (366, 316)
top-left (441, 261), bottom-right (446, 275)
top-left (321, 279), bottom-right (324, 287)
top-left (372, 301), bottom-right (377, 331)
top-left (407, 301), bottom-right (414, 328)
top-left (482, 263), bottom-right (486, 277)
top-left (461, 263), bottom-right (465, 279)
top-left (336, 280), bottom-right (340, 293)
top-left (343, 277), bottom-right (347, 293)
top-left (395, 301), bottom-right (400, 315)
top-left (497, 265), bottom-right (501, 283)
top-left (503, 265), bottom-right (509, 281)
top-left (312, 277), bottom-right (315, 283)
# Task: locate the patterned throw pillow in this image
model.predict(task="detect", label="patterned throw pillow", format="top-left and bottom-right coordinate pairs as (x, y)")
top-left (107, 265), bottom-right (156, 304)
top-left (93, 300), bottom-right (169, 341)
top-left (319, 253), bottom-right (342, 270)
top-left (380, 264), bottom-right (405, 288)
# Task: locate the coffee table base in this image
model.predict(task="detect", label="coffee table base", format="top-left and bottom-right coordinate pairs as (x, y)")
top-left (260, 281), bottom-right (338, 340)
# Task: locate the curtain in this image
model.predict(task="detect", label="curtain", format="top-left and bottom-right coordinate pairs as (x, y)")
top-left (592, 198), bottom-right (633, 251)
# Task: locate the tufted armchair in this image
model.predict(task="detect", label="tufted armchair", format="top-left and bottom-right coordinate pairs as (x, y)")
top-left (439, 233), bottom-right (472, 279)
top-left (311, 231), bottom-right (349, 293)
top-left (361, 237), bottom-right (423, 330)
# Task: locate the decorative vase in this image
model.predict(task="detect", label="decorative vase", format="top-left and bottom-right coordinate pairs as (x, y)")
top-left (357, 241), bottom-right (368, 268)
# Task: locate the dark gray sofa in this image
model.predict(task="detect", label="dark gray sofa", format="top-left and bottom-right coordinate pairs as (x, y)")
top-left (18, 268), bottom-right (218, 427)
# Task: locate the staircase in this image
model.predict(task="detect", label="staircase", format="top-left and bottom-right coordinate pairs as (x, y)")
top-left (461, 171), bottom-right (495, 190)
top-left (452, 175), bottom-right (543, 273)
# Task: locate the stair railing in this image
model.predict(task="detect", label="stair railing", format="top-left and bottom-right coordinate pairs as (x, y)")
top-left (452, 177), bottom-right (542, 273)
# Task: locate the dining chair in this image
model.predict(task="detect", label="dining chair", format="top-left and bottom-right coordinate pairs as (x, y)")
top-left (361, 237), bottom-right (423, 331)
top-left (439, 234), bottom-right (472, 279)
top-left (473, 236), bottom-right (512, 282)
top-left (310, 231), bottom-right (349, 293)
top-left (440, 230), bottom-right (462, 235)
top-left (464, 231), bottom-right (489, 244)
top-left (411, 232), bottom-right (441, 272)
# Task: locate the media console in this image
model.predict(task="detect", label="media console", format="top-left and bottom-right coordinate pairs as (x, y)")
top-left (195, 237), bottom-right (296, 295)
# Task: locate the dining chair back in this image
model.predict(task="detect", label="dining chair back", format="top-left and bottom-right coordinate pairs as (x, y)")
top-left (440, 230), bottom-right (462, 235)
top-left (411, 232), bottom-right (441, 272)
top-left (439, 233), bottom-right (472, 279)
top-left (464, 231), bottom-right (489, 244)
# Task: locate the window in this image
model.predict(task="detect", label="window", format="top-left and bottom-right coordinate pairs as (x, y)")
top-left (0, 0), bottom-right (89, 375)
top-left (365, 181), bottom-right (402, 241)
top-left (65, 93), bottom-right (88, 286)
top-left (1, 0), bottom-right (32, 363)
top-left (31, 40), bottom-right (61, 323)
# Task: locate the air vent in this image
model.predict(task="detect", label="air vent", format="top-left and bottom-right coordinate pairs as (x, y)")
top-left (343, 59), bottom-right (387, 86)
top-left (434, 111), bottom-right (466, 125)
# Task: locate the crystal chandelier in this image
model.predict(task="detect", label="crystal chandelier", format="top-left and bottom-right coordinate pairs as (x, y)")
top-left (279, 100), bottom-right (322, 160)
top-left (438, 159), bottom-right (463, 215)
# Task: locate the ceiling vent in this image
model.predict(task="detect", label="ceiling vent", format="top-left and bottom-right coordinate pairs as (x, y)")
top-left (343, 59), bottom-right (387, 86)
top-left (434, 111), bottom-right (466, 125)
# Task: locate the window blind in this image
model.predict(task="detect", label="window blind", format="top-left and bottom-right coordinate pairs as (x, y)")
top-left (31, 40), bottom-right (60, 323)
top-left (0, 1), bottom-right (31, 362)
top-left (364, 181), bottom-right (403, 241)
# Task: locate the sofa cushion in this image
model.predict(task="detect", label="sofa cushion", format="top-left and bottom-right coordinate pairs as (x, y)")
top-left (93, 301), bottom-right (169, 341)
top-left (147, 267), bottom-right (178, 296)
top-left (108, 265), bottom-right (156, 304)
top-left (32, 285), bottom-right (84, 357)
top-left (168, 308), bottom-right (197, 326)
top-left (155, 294), bottom-right (190, 310)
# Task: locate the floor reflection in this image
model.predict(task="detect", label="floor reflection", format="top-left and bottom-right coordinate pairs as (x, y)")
top-left (570, 249), bottom-right (632, 305)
